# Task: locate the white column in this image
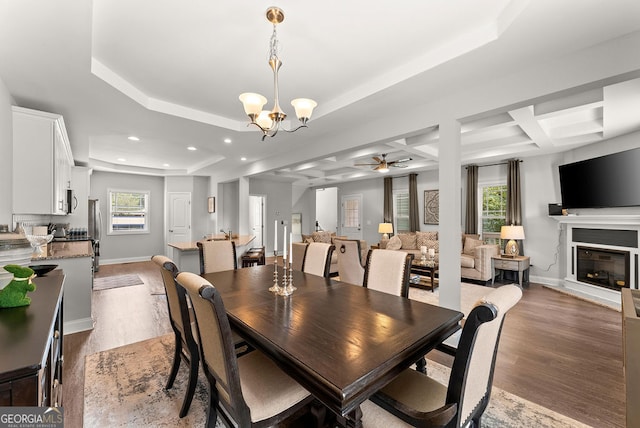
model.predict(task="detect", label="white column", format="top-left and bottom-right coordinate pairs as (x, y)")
top-left (438, 117), bottom-right (462, 311)
top-left (238, 176), bottom-right (250, 235)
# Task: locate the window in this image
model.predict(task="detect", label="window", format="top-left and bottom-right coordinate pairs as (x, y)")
top-left (393, 191), bottom-right (410, 233)
top-left (480, 184), bottom-right (507, 244)
top-left (108, 189), bottom-right (150, 234)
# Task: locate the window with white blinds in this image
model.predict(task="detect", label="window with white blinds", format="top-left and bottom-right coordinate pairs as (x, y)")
top-left (393, 191), bottom-right (410, 233)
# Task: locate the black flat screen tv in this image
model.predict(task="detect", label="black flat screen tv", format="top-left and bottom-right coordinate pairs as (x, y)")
top-left (559, 147), bottom-right (640, 209)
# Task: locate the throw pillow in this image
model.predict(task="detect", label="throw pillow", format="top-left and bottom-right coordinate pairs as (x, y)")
top-left (311, 231), bottom-right (332, 243)
top-left (416, 231), bottom-right (437, 249)
top-left (301, 233), bottom-right (313, 243)
top-left (386, 235), bottom-right (402, 250)
top-left (463, 237), bottom-right (483, 256)
top-left (398, 233), bottom-right (417, 250)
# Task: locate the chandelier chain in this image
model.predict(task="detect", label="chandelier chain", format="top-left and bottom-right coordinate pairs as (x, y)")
top-left (269, 24), bottom-right (280, 61)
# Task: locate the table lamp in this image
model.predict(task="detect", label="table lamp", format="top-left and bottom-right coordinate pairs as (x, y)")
top-left (378, 223), bottom-right (393, 240)
top-left (500, 225), bottom-right (525, 257)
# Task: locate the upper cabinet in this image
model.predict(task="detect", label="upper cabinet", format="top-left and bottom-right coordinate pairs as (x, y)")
top-left (12, 106), bottom-right (74, 215)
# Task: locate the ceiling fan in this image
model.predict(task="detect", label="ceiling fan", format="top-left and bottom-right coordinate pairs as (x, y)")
top-left (354, 153), bottom-right (412, 172)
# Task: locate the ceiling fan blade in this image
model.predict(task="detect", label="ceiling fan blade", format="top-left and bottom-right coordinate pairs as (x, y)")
top-left (354, 163), bottom-right (378, 166)
top-left (392, 163), bottom-right (409, 168)
top-left (372, 156), bottom-right (382, 163)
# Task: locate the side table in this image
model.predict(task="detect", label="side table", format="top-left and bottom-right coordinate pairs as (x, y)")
top-left (492, 255), bottom-right (530, 287)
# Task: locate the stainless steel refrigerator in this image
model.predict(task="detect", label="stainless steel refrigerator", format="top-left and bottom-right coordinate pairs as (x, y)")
top-left (88, 199), bottom-right (102, 272)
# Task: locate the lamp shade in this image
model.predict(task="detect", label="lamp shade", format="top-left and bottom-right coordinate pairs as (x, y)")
top-left (378, 223), bottom-right (393, 234)
top-left (239, 93), bottom-right (267, 116)
top-left (291, 98), bottom-right (317, 120)
top-left (500, 225), bottom-right (525, 240)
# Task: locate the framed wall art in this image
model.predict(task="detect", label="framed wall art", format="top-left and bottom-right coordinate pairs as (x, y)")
top-left (424, 190), bottom-right (439, 224)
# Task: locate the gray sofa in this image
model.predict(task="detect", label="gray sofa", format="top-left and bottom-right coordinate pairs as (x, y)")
top-left (380, 232), bottom-right (500, 283)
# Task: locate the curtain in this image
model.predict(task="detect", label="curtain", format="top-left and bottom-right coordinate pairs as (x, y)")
top-left (408, 173), bottom-right (419, 232)
top-left (383, 176), bottom-right (393, 224)
top-left (465, 165), bottom-right (478, 234)
top-left (506, 159), bottom-right (522, 225)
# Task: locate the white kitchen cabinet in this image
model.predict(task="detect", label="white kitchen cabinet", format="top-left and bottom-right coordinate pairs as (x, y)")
top-left (12, 106), bottom-right (73, 215)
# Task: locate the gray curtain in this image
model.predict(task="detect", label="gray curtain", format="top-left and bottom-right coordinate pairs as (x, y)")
top-left (506, 159), bottom-right (522, 226)
top-left (409, 173), bottom-right (419, 232)
top-left (465, 165), bottom-right (478, 234)
top-left (383, 176), bottom-right (393, 224)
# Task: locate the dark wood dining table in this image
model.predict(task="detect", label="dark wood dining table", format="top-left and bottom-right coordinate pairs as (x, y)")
top-left (202, 264), bottom-right (463, 428)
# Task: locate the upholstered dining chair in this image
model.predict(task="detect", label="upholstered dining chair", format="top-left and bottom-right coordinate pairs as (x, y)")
top-left (197, 239), bottom-right (237, 274)
top-left (151, 254), bottom-right (199, 418)
top-left (362, 284), bottom-right (523, 428)
top-left (334, 238), bottom-right (365, 285)
top-left (301, 242), bottom-right (335, 278)
top-left (176, 272), bottom-right (315, 428)
top-left (363, 249), bottom-right (414, 298)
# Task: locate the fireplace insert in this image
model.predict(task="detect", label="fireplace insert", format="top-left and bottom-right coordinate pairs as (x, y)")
top-left (576, 246), bottom-right (630, 290)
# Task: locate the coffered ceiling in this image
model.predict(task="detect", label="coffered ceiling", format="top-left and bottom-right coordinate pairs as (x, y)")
top-left (1, 0), bottom-right (639, 187)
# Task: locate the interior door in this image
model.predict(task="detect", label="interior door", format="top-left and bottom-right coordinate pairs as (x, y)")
top-left (341, 194), bottom-right (362, 239)
top-left (249, 195), bottom-right (265, 248)
top-left (168, 192), bottom-right (191, 244)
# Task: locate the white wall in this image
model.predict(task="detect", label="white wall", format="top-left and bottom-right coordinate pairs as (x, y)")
top-left (90, 171), bottom-right (165, 263)
top-left (315, 187), bottom-right (338, 234)
top-left (250, 178), bottom-right (292, 255)
top-left (0, 77), bottom-right (14, 226)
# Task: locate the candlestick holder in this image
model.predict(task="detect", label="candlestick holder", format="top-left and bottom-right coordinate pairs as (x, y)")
top-left (269, 251), bottom-right (281, 293)
top-left (277, 260), bottom-right (292, 296)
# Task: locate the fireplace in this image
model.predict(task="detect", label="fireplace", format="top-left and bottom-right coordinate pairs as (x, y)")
top-left (576, 246), bottom-right (630, 290)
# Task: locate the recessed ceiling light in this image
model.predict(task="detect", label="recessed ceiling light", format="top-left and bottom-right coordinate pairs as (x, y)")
top-left (224, 138), bottom-right (232, 144)
top-left (163, 163), bottom-right (170, 167)
top-left (117, 158), bottom-right (126, 162)
top-left (187, 146), bottom-right (197, 151)
top-left (127, 136), bottom-right (140, 141)
top-left (241, 157), bottom-right (247, 161)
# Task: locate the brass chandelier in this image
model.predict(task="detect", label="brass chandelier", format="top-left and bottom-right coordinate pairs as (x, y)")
top-left (239, 7), bottom-right (317, 141)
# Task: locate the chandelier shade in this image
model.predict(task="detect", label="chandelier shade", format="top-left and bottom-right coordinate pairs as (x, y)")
top-left (239, 7), bottom-right (317, 141)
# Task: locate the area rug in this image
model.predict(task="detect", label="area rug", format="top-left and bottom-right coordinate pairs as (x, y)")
top-left (93, 274), bottom-right (144, 291)
top-left (84, 334), bottom-right (591, 427)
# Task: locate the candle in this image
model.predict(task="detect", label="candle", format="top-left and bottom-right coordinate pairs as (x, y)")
top-left (428, 248), bottom-right (435, 257)
top-left (283, 226), bottom-right (287, 261)
top-left (274, 220), bottom-right (278, 253)
top-left (289, 232), bottom-right (293, 264)
top-left (420, 245), bottom-right (427, 255)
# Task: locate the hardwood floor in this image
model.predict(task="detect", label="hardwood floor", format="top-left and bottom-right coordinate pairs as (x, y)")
top-left (63, 260), bottom-right (625, 427)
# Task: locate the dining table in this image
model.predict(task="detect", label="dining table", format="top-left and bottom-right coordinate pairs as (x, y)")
top-left (201, 264), bottom-right (463, 428)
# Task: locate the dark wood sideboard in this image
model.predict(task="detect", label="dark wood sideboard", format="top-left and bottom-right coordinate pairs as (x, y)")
top-left (0, 271), bottom-right (64, 406)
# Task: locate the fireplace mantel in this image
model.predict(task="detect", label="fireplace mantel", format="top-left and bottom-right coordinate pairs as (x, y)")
top-left (550, 215), bottom-right (640, 226)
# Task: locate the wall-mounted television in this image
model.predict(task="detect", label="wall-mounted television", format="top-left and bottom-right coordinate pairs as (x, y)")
top-left (559, 147), bottom-right (640, 209)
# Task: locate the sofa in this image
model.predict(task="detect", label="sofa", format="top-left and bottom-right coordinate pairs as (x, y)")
top-left (380, 231), bottom-right (500, 283)
top-left (292, 231), bottom-right (368, 276)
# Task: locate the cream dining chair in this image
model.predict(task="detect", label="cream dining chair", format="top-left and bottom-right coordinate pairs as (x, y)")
top-left (175, 272), bottom-right (315, 428)
top-left (301, 242), bottom-right (335, 278)
top-left (362, 284), bottom-right (523, 428)
top-left (197, 239), bottom-right (237, 274)
top-left (363, 248), bottom-right (414, 297)
top-left (334, 238), bottom-right (365, 285)
top-left (151, 255), bottom-right (199, 418)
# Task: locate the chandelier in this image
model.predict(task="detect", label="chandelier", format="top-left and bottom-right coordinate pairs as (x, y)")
top-left (239, 7), bottom-right (317, 141)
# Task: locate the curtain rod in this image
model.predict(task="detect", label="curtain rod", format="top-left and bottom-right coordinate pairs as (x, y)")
top-left (465, 159), bottom-right (522, 169)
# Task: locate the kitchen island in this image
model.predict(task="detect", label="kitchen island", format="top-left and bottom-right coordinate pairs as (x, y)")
top-left (168, 235), bottom-right (256, 273)
top-left (32, 240), bottom-right (94, 334)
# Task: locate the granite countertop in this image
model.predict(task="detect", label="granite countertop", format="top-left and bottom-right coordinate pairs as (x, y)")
top-left (169, 235), bottom-right (256, 251)
top-left (32, 240), bottom-right (93, 261)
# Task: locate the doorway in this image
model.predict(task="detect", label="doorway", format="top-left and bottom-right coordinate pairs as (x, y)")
top-left (167, 192), bottom-right (191, 245)
top-left (249, 195), bottom-right (266, 248)
top-left (315, 188), bottom-right (337, 233)
top-left (341, 194), bottom-right (363, 239)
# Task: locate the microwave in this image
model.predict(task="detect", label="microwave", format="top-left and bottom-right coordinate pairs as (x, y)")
top-left (66, 189), bottom-right (77, 214)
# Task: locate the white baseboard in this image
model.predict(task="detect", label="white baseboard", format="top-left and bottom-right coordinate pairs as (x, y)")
top-left (64, 317), bottom-right (94, 335)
